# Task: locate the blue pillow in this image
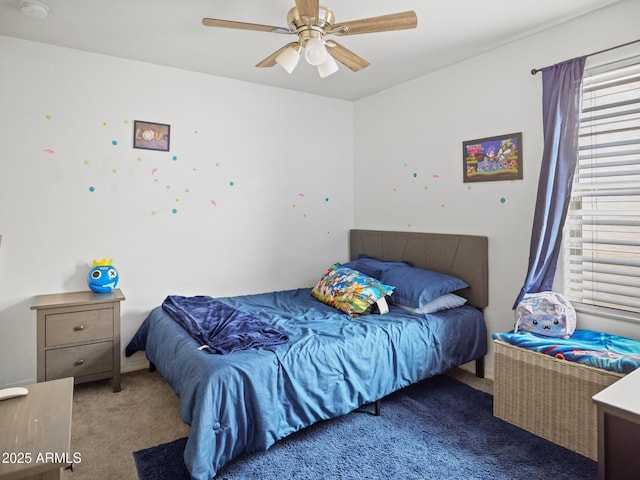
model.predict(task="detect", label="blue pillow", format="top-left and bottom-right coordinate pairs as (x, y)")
top-left (342, 255), bottom-right (410, 280)
top-left (381, 267), bottom-right (468, 309)
top-left (394, 293), bottom-right (467, 314)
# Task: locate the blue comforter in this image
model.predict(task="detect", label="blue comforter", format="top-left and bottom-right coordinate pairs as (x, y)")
top-left (126, 288), bottom-right (487, 480)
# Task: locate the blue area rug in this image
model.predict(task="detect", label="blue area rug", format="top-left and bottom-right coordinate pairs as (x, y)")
top-left (133, 375), bottom-right (596, 480)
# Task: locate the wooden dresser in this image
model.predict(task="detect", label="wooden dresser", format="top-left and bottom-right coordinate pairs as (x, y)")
top-left (31, 289), bottom-right (125, 393)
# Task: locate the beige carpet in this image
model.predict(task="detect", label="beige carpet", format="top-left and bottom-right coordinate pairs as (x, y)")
top-left (70, 369), bottom-right (189, 480)
top-left (70, 367), bottom-right (492, 480)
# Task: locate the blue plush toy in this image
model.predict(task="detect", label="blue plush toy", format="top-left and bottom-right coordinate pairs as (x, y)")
top-left (88, 258), bottom-right (119, 293)
top-left (514, 291), bottom-right (576, 339)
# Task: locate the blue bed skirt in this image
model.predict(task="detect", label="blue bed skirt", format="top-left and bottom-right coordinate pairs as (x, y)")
top-left (492, 329), bottom-right (640, 374)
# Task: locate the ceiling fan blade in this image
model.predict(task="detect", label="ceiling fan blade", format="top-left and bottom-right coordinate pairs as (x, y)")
top-left (333, 11), bottom-right (417, 35)
top-left (326, 41), bottom-right (370, 72)
top-left (256, 42), bottom-right (299, 68)
top-left (294, 0), bottom-right (320, 23)
top-left (202, 17), bottom-right (285, 33)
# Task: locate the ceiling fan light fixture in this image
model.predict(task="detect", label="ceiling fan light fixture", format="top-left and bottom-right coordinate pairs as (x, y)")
top-left (304, 36), bottom-right (328, 66)
top-left (275, 45), bottom-right (301, 74)
top-left (317, 55), bottom-right (339, 78)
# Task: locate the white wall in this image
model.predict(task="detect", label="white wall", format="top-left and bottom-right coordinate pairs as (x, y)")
top-left (353, 0), bottom-right (640, 378)
top-left (0, 37), bottom-right (354, 387)
top-left (2, 1), bottom-right (639, 388)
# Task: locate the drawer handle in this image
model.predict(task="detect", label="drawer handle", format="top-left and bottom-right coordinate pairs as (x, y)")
top-left (74, 325), bottom-right (85, 331)
top-left (74, 359), bottom-right (85, 366)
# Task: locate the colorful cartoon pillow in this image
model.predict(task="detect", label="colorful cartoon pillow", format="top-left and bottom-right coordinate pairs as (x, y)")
top-left (514, 291), bottom-right (576, 339)
top-left (380, 267), bottom-right (468, 309)
top-left (311, 264), bottom-right (395, 316)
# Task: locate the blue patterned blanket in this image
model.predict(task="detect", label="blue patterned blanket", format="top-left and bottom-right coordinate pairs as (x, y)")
top-left (493, 329), bottom-right (640, 374)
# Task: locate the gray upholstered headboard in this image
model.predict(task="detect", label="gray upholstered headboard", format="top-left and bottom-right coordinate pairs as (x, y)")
top-left (349, 229), bottom-right (489, 309)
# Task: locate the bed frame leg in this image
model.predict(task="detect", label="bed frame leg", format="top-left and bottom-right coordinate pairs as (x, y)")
top-left (475, 357), bottom-right (485, 378)
top-left (149, 362), bottom-right (157, 373)
top-left (374, 400), bottom-right (381, 416)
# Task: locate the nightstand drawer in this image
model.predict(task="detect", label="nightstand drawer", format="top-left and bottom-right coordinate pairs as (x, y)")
top-left (45, 341), bottom-right (114, 380)
top-left (45, 308), bottom-right (113, 347)
top-left (33, 289), bottom-right (124, 392)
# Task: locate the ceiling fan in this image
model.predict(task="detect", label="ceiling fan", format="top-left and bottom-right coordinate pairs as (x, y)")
top-left (202, 0), bottom-right (417, 78)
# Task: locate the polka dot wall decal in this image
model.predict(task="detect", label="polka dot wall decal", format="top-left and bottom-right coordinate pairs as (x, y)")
top-left (211, 200), bottom-right (217, 207)
top-left (413, 172), bottom-right (417, 178)
top-left (467, 185), bottom-right (472, 190)
top-left (194, 130), bottom-right (198, 134)
top-left (298, 193), bottom-right (305, 197)
top-left (325, 197), bottom-right (329, 202)
top-left (172, 209), bottom-right (178, 214)
top-left (137, 157), bottom-right (142, 162)
top-left (42, 149), bottom-right (55, 155)
top-left (84, 160), bottom-right (89, 165)
top-left (45, 114), bottom-right (51, 120)
top-left (112, 168), bottom-right (118, 174)
top-left (151, 168), bottom-right (158, 176)
top-left (124, 119), bottom-right (129, 124)
top-left (166, 185), bottom-right (171, 190)
top-left (103, 121), bottom-right (108, 126)
top-left (229, 181), bottom-right (235, 187)
top-left (433, 174), bottom-right (440, 179)
top-left (111, 140), bottom-right (118, 146)
top-left (172, 156), bottom-right (177, 161)
top-left (500, 197), bottom-right (507, 203)
top-left (88, 186), bottom-right (95, 192)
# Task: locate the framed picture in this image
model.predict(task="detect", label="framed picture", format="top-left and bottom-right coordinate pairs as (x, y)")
top-left (133, 120), bottom-right (170, 152)
top-left (463, 132), bottom-right (523, 182)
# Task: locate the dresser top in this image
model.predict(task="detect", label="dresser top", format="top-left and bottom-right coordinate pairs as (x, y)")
top-left (592, 366), bottom-right (640, 416)
top-left (31, 288), bottom-right (125, 310)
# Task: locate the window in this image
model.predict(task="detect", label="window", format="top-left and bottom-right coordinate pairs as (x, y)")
top-left (563, 56), bottom-right (640, 315)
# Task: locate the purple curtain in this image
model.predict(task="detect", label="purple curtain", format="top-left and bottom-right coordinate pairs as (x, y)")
top-left (514, 56), bottom-right (586, 308)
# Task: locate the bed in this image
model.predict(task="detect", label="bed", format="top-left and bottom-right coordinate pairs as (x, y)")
top-left (126, 229), bottom-right (489, 480)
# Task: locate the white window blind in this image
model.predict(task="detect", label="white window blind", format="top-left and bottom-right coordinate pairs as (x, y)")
top-left (563, 56), bottom-right (640, 314)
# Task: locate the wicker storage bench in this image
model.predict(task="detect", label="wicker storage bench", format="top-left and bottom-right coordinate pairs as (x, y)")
top-left (493, 339), bottom-right (624, 460)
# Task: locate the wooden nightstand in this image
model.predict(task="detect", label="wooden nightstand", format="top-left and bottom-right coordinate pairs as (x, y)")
top-left (31, 289), bottom-right (125, 393)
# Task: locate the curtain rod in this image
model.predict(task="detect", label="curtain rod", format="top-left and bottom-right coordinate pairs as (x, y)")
top-left (530, 38), bottom-right (640, 75)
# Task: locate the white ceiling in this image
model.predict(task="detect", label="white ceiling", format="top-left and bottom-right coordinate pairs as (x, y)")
top-left (0, 0), bottom-right (621, 100)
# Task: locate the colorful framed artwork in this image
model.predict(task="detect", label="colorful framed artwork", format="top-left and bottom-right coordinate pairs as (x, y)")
top-left (463, 132), bottom-right (523, 182)
top-left (133, 120), bottom-right (171, 152)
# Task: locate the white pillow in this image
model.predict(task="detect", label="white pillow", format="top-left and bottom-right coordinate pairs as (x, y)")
top-left (396, 293), bottom-right (467, 314)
